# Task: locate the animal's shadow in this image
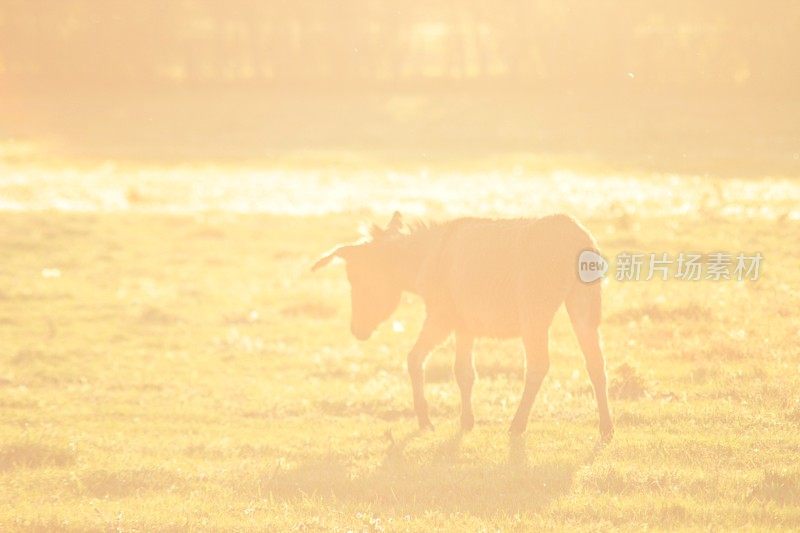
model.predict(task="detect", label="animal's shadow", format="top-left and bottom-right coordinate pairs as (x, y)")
top-left (262, 429), bottom-right (604, 516)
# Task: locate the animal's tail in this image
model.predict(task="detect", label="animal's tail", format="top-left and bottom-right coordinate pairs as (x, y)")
top-left (565, 215), bottom-right (603, 328)
top-left (531, 213), bottom-right (604, 326)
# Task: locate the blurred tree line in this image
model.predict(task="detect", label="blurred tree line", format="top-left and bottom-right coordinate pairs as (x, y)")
top-left (1, 0), bottom-right (798, 93)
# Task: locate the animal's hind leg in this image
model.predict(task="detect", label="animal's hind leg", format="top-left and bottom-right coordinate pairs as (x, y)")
top-left (454, 333), bottom-right (475, 431)
top-left (509, 326), bottom-right (550, 435)
top-left (566, 282), bottom-right (613, 441)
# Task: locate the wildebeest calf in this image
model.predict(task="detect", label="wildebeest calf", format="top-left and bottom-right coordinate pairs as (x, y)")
top-left (312, 212), bottom-right (613, 440)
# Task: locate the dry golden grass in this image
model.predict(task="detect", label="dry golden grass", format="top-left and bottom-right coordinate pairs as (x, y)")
top-left (1, 162), bottom-right (800, 530)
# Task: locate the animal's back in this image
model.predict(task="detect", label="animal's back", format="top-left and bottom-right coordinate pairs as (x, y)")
top-left (432, 215), bottom-right (597, 337)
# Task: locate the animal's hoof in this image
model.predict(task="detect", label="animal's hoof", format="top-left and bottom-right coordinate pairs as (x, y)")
top-left (508, 412), bottom-right (529, 435)
top-left (600, 425), bottom-right (614, 443)
top-left (418, 420), bottom-right (435, 432)
top-left (508, 422), bottom-right (526, 436)
top-left (460, 414), bottom-right (475, 432)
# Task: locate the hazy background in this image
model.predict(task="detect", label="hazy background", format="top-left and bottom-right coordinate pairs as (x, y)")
top-left (1, 0), bottom-right (799, 176)
top-left (4, 3), bottom-right (800, 530)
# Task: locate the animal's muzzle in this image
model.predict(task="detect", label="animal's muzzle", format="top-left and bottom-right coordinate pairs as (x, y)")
top-left (351, 323), bottom-right (373, 341)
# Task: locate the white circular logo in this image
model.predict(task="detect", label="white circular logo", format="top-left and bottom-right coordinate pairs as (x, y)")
top-left (578, 250), bottom-right (608, 283)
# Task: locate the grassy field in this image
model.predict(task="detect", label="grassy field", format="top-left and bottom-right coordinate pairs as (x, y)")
top-left (1, 174), bottom-right (800, 530)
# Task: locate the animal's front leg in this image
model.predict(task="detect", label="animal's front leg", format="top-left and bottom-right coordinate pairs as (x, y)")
top-left (454, 333), bottom-right (476, 431)
top-left (407, 319), bottom-right (449, 430)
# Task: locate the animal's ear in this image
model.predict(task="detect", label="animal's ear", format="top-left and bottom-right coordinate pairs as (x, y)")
top-left (386, 211), bottom-right (403, 234)
top-left (368, 223), bottom-right (384, 240)
top-left (311, 253), bottom-right (337, 272)
top-left (311, 245), bottom-right (353, 272)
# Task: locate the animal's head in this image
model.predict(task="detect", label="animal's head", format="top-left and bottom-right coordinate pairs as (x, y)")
top-left (312, 212), bottom-right (405, 340)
